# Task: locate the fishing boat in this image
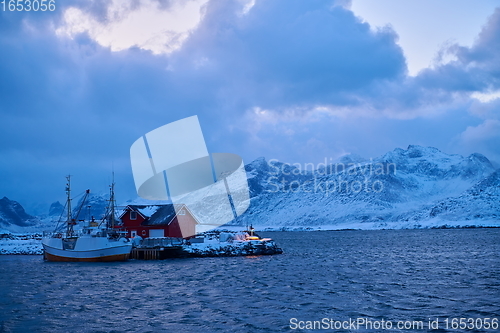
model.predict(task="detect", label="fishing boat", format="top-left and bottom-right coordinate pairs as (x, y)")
top-left (42, 176), bottom-right (132, 262)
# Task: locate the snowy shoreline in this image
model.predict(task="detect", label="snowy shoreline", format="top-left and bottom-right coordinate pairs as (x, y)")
top-left (0, 233), bottom-right (43, 255)
top-left (221, 220), bottom-right (500, 232)
top-left (1, 224), bottom-right (498, 255)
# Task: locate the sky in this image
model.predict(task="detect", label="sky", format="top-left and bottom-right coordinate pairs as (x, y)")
top-left (1, 0), bottom-right (499, 214)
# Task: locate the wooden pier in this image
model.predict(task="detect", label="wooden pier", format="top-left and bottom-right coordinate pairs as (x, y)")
top-left (130, 237), bottom-right (185, 260)
top-left (130, 246), bottom-right (185, 260)
top-left (128, 236), bottom-right (283, 260)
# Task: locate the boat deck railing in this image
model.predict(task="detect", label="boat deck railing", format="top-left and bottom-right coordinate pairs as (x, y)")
top-left (42, 229), bottom-right (128, 239)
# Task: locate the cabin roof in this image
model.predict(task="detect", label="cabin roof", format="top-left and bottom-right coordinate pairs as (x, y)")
top-left (120, 204), bottom-right (198, 226)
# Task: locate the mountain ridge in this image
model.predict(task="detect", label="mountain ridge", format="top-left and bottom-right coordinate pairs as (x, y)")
top-left (1, 145), bottom-right (498, 232)
top-left (234, 145), bottom-right (499, 229)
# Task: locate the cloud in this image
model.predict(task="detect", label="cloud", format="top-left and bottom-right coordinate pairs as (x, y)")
top-left (461, 119), bottom-right (500, 142)
top-left (471, 89), bottom-right (500, 103)
top-left (458, 119), bottom-right (500, 162)
top-left (166, 0), bottom-right (499, 124)
top-left (330, 7), bottom-right (500, 119)
top-left (172, 0), bottom-right (406, 111)
top-left (57, 0), bottom-right (208, 54)
top-left (417, 8), bottom-right (500, 93)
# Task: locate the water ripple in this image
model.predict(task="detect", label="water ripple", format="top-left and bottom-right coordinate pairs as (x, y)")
top-left (0, 229), bottom-right (499, 332)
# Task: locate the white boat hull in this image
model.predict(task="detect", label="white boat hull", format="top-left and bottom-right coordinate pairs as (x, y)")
top-left (42, 236), bottom-right (132, 262)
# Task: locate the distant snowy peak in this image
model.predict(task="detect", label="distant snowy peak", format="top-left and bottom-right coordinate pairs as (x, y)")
top-left (49, 201), bottom-right (64, 217)
top-left (338, 153), bottom-right (367, 165)
top-left (245, 156), bottom-right (268, 172)
top-left (458, 153), bottom-right (495, 179)
top-left (3, 145), bottom-right (497, 232)
top-left (382, 145), bottom-right (458, 166)
top-left (381, 145), bottom-right (494, 179)
top-left (72, 192), bottom-right (109, 220)
top-left (245, 157), bottom-right (311, 198)
top-left (247, 145), bottom-right (494, 185)
top-left (0, 197), bottom-right (38, 228)
top-left (248, 146), bottom-right (494, 180)
top-left (235, 146), bottom-right (499, 229)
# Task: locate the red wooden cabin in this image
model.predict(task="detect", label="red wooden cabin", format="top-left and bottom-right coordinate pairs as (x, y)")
top-left (118, 204), bottom-right (199, 239)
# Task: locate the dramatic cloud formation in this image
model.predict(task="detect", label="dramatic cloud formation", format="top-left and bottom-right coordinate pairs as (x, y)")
top-left (0, 0), bottom-right (499, 213)
top-left (57, 0), bottom-right (208, 54)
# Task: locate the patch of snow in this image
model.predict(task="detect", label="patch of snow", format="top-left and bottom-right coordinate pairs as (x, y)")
top-left (137, 206), bottom-right (161, 217)
top-left (0, 234), bottom-right (43, 255)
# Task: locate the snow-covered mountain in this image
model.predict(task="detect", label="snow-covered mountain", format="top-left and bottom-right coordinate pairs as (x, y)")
top-left (0, 197), bottom-right (39, 232)
top-left (234, 145), bottom-right (499, 229)
top-left (0, 145), bottom-right (498, 232)
top-left (72, 192), bottom-right (109, 220)
top-left (428, 169), bottom-right (500, 222)
top-left (48, 201), bottom-right (64, 217)
top-left (0, 193), bottom-right (112, 233)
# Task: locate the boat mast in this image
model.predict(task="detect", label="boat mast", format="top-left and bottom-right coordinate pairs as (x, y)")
top-left (108, 175), bottom-right (117, 229)
top-left (65, 175), bottom-right (73, 237)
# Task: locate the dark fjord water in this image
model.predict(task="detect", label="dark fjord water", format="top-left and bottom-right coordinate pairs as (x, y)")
top-left (1, 229), bottom-right (499, 333)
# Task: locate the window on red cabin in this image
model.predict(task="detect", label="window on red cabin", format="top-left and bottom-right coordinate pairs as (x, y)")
top-left (178, 209), bottom-right (186, 215)
top-left (130, 211), bottom-right (137, 220)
